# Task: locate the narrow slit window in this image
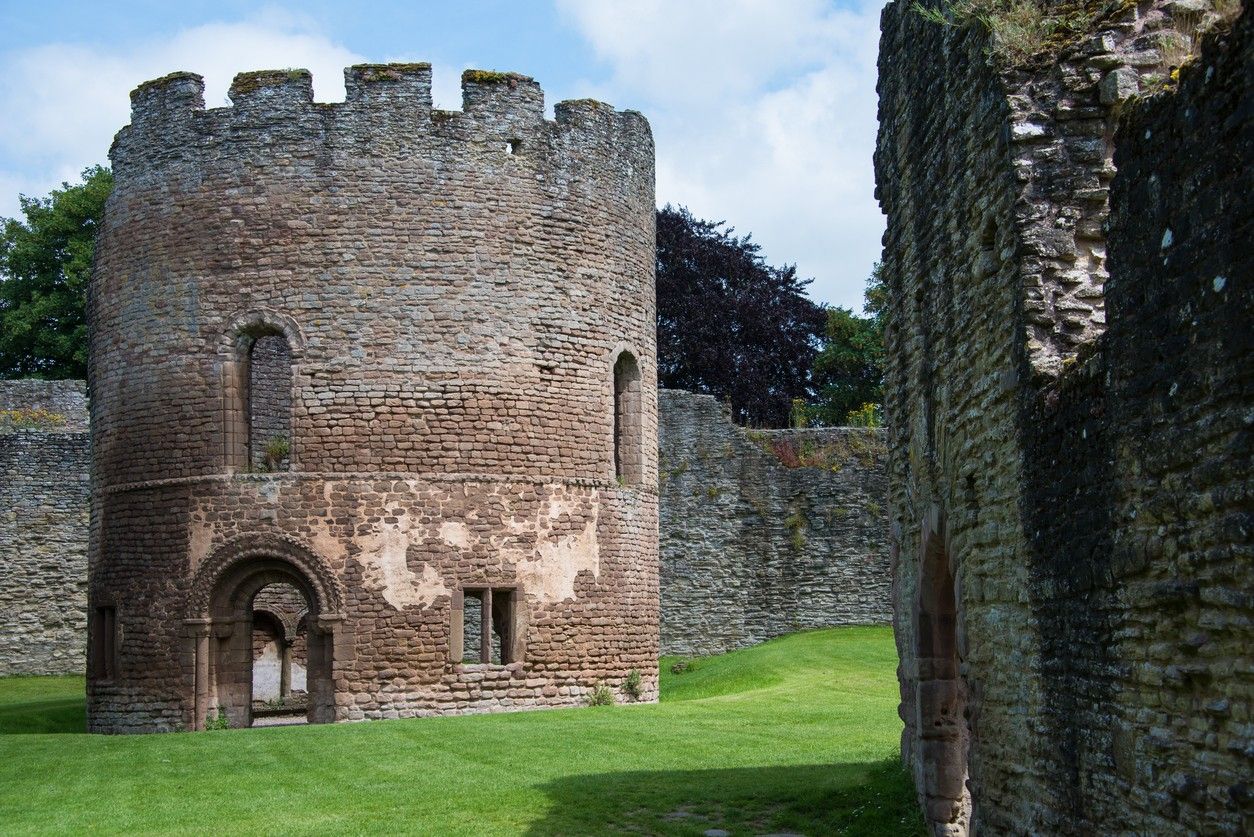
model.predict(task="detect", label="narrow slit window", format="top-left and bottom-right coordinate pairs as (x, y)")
top-left (92, 606), bottom-right (117, 680)
top-left (613, 351), bottom-right (642, 485)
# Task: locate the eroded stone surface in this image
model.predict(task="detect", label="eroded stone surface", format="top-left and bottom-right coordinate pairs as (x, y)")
top-left (878, 1), bottom-right (1251, 833)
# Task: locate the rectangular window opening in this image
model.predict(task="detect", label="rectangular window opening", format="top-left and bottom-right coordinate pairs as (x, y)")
top-left (458, 588), bottom-right (516, 665)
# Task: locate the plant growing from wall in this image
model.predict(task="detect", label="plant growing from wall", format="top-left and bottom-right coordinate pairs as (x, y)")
top-left (623, 669), bottom-right (643, 701)
top-left (905, 0), bottom-right (1220, 66)
top-left (204, 708), bottom-right (229, 730)
top-left (844, 402), bottom-right (883, 428)
top-left (785, 511), bottom-right (808, 554)
top-left (263, 436), bottom-right (290, 472)
top-left (587, 683), bottom-right (615, 706)
top-left (0, 408), bottom-right (66, 431)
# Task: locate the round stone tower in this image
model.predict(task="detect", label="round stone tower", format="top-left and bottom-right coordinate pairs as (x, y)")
top-left (87, 64), bottom-right (658, 732)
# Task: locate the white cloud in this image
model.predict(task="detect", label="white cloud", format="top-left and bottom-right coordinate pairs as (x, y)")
top-left (558, 0), bottom-right (886, 309)
top-left (0, 15), bottom-right (365, 222)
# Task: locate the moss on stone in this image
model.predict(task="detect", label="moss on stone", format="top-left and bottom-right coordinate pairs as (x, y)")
top-left (230, 69), bottom-right (310, 97)
top-left (133, 71), bottom-right (201, 97)
top-left (462, 69), bottom-right (531, 86)
top-left (353, 63), bottom-right (431, 83)
top-left (562, 98), bottom-right (610, 110)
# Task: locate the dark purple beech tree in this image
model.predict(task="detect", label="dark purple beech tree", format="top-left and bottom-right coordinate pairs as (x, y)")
top-left (655, 205), bottom-right (826, 427)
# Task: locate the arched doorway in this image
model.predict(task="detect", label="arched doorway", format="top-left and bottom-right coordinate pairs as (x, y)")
top-left (250, 583), bottom-right (310, 726)
top-left (186, 535), bottom-right (343, 730)
top-left (914, 509), bottom-right (971, 836)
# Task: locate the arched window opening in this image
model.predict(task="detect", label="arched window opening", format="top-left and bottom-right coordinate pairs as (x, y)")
top-left (224, 326), bottom-right (293, 473)
top-left (613, 351), bottom-right (642, 486)
top-left (247, 334), bottom-right (292, 472)
top-left (914, 516), bottom-right (972, 835)
top-left (250, 582), bottom-right (310, 726)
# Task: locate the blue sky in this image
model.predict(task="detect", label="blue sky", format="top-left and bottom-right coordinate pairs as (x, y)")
top-left (0, 1), bottom-right (886, 309)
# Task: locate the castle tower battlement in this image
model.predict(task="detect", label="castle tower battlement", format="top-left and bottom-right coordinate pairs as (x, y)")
top-left (116, 65), bottom-right (652, 191)
top-left (88, 63), bottom-right (659, 733)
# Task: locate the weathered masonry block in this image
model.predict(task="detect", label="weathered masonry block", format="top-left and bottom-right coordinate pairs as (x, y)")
top-left (659, 390), bottom-right (890, 655)
top-left (877, 0), bottom-right (1252, 833)
top-left (88, 64), bottom-right (659, 732)
top-left (0, 380), bottom-right (90, 675)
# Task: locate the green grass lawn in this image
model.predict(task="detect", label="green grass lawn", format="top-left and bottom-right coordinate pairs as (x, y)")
top-left (0, 626), bottom-right (922, 836)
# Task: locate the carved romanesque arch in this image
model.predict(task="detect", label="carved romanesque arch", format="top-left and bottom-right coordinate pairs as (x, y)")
top-left (217, 309), bottom-right (307, 359)
top-left (187, 532), bottom-right (343, 619)
top-left (185, 533), bottom-right (343, 728)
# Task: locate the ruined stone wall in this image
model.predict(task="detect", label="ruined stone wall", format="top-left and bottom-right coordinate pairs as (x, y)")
top-left (88, 64), bottom-right (659, 731)
top-left (878, 0), bottom-right (1252, 833)
top-left (0, 380), bottom-right (90, 675)
top-left (658, 389), bottom-right (890, 656)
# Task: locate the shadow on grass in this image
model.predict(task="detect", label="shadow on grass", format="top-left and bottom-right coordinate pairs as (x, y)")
top-left (0, 695), bottom-right (86, 734)
top-left (525, 758), bottom-right (925, 836)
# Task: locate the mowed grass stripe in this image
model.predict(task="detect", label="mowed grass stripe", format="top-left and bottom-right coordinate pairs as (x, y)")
top-left (0, 626), bottom-right (924, 836)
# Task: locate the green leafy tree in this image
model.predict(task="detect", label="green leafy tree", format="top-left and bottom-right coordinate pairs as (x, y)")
top-left (809, 262), bottom-right (885, 426)
top-left (0, 166), bottom-right (113, 379)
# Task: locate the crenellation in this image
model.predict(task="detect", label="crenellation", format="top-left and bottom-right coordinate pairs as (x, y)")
top-left (113, 65), bottom-right (654, 197)
top-left (129, 71), bottom-right (205, 120)
top-left (461, 69), bottom-right (545, 126)
top-left (344, 63), bottom-right (433, 112)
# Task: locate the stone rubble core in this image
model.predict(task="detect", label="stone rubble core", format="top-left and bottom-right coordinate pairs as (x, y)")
top-left (86, 63), bottom-right (660, 732)
top-left (877, 0), bottom-right (1252, 834)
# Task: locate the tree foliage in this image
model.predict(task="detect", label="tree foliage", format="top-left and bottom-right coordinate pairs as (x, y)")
top-left (656, 205), bottom-right (826, 427)
top-left (0, 166), bottom-right (112, 379)
top-left (807, 262), bottom-right (885, 426)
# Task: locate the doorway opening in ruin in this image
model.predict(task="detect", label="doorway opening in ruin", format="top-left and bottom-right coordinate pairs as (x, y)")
top-left (250, 582), bottom-right (310, 726)
top-left (198, 557), bottom-right (334, 729)
top-left (613, 350), bottom-right (642, 485)
top-left (914, 513), bottom-right (972, 835)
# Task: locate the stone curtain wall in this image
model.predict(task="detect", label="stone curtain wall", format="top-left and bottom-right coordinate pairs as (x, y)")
top-left (0, 386), bottom-right (890, 673)
top-left (0, 380), bottom-right (90, 675)
top-left (87, 64), bottom-right (659, 732)
top-left (878, 0), bottom-right (1252, 833)
top-left (659, 390), bottom-right (890, 656)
